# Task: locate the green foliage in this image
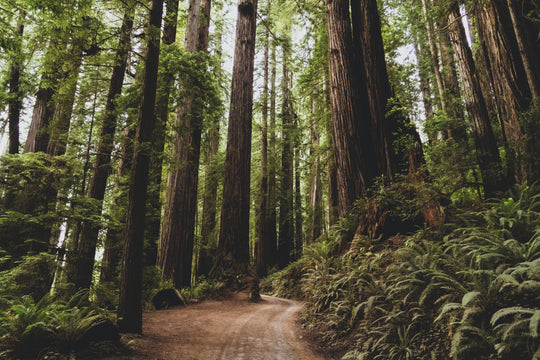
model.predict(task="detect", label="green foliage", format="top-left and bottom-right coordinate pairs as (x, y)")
top-left (0, 253), bottom-right (56, 301)
top-left (265, 185), bottom-right (540, 359)
top-left (0, 153), bottom-right (85, 264)
top-left (0, 290), bottom-right (119, 359)
top-left (181, 278), bottom-right (226, 303)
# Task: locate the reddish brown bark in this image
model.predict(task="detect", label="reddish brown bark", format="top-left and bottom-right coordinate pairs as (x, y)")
top-left (326, 0), bottom-right (375, 218)
top-left (7, 21), bottom-right (24, 154)
top-left (475, 0), bottom-right (530, 183)
top-left (158, 0), bottom-right (208, 289)
top-left (255, 16), bottom-right (271, 275)
top-left (209, 0), bottom-right (259, 300)
top-left (448, 4), bottom-right (506, 197)
top-left (75, 4), bottom-right (134, 290)
top-left (118, 0), bottom-right (164, 334)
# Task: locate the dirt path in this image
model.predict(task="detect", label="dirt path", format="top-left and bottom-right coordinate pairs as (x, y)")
top-left (108, 294), bottom-right (328, 360)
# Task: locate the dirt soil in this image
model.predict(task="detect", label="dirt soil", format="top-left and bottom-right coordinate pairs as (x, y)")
top-left (105, 294), bottom-right (329, 360)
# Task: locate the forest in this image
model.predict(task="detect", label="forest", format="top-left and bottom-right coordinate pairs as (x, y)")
top-left (0, 0), bottom-right (539, 358)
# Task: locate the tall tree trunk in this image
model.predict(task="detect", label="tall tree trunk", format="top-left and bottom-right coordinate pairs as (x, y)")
top-left (506, 0), bottom-right (540, 99)
top-left (448, 3), bottom-right (506, 197)
top-left (46, 50), bottom-right (83, 157)
top-left (158, 0), bottom-right (205, 289)
top-left (294, 143), bottom-right (303, 259)
top-left (278, 32), bottom-right (294, 268)
top-left (117, 0), bottom-right (163, 334)
top-left (145, 0), bottom-right (181, 269)
top-left (351, 0), bottom-right (396, 179)
top-left (307, 100), bottom-right (322, 245)
top-left (209, 0), bottom-right (259, 301)
top-left (100, 124), bottom-right (135, 283)
top-left (324, 74), bottom-right (339, 226)
top-left (256, 17), bottom-right (270, 276)
top-left (199, 4), bottom-right (221, 278)
top-left (413, 38), bottom-right (434, 131)
top-left (7, 20), bottom-right (24, 154)
top-left (74, 4), bottom-right (134, 290)
top-left (435, 3), bottom-right (467, 141)
top-left (421, 0), bottom-right (446, 115)
top-left (24, 83), bottom-right (56, 153)
top-left (474, 0), bottom-right (530, 183)
top-left (326, 0), bottom-right (375, 218)
top-left (266, 38), bottom-right (278, 267)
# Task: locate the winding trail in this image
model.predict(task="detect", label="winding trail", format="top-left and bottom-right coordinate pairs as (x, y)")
top-left (109, 294), bottom-right (327, 360)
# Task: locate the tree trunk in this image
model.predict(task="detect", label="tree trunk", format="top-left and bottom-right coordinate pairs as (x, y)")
top-left (434, 1), bottom-right (467, 141)
top-left (46, 49), bottom-right (83, 157)
top-left (74, 4), bottom-right (134, 290)
top-left (475, 0), bottom-right (530, 183)
top-left (266, 38), bottom-right (278, 267)
top-left (256, 17), bottom-right (270, 276)
top-left (294, 143), bottom-right (303, 259)
top-left (278, 31), bottom-right (294, 268)
top-left (158, 0), bottom-right (205, 289)
top-left (413, 38), bottom-right (434, 134)
top-left (145, 0), bottom-right (181, 269)
top-left (209, 0), bottom-right (259, 301)
top-left (506, 0), bottom-right (540, 99)
top-left (7, 20), bottom-right (24, 154)
top-left (100, 124), bottom-right (135, 283)
top-left (307, 100), bottom-right (322, 244)
top-left (326, 0), bottom-right (375, 218)
top-left (324, 74), bottom-right (339, 226)
top-left (24, 85), bottom-right (55, 153)
top-left (199, 5), bottom-right (221, 278)
top-left (117, 0), bottom-right (163, 334)
top-left (448, 3), bottom-right (506, 197)
top-left (421, 0), bottom-right (446, 115)
top-left (351, 0), bottom-right (396, 179)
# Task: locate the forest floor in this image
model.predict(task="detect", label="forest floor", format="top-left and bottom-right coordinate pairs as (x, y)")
top-left (103, 293), bottom-right (330, 360)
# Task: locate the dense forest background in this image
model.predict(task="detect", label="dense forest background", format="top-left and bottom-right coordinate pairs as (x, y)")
top-left (0, 0), bottom-right (539, 358)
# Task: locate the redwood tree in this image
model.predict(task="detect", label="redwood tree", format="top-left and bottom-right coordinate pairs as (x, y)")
top-left (326, 0), bottom-right (375, 218)
top-left (117, 0), bottom-right (164, 334)
top-left (209, 0), bottom-right (259, 300)
top-left (448, 3), bottom-right (505, 197)
top-left (74, 3), bottom-right (135, 290)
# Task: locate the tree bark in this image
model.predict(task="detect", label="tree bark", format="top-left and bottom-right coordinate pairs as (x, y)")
top-left (199, 6), bottom-right (222, 278)
top-left (412, 38), bottom-right (434, 133)
top-left (145, 0), bottom-right (181, 269)
top-left (266, 38), bottom-right (278, 267)
top-left (506, 0), bottom-right (540, 99)
top-left (100, 124), bottom-right (135, 283)
top-left (448, 3), bottom-right (506, 197)
top-left (307, 99), bottom-right (322, 245)
top-left (351, 0), bottom-right (396, 179)
top-left (255, 16), bottom-right (270, 276)
top-left (474, 0), bottom-right (530, 183)
top-left (326, 0), bottom-right (375, 218)
top-left (117, 0), bottom-right (163, 334)
top-left (209, 0), bottom-right (259, 301)
top-left (158, 0), bottom-right (205, 289)
top-left (421, 0), bottom-right (446, 116)
top-left (7, 20), bottom-right (24, 154)
top-left (278, 31), bottom-right (294, 268)
top-left (74, 4), bottom-right (134, 290)
top-left (46, 49), bottom-right (83, 157)
top-left (434, 1), bottom-right (467, 141)
top-left (294, 143), bottom-right (303, 259)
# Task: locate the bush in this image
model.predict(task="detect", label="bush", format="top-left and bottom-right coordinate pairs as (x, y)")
top-left (265, 185), bottom-right (540, 359)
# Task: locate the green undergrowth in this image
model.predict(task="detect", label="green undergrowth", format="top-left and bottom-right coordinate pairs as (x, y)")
top-left (0, 290), bottom-right (124, 359)
top-left (263, 184), bottom-right (540, 359)
top-left (181, 277), bottom-right (226, 304)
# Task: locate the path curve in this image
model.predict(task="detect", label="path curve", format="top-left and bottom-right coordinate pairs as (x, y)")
top-left (108, 294), bottom-right (327, 360)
